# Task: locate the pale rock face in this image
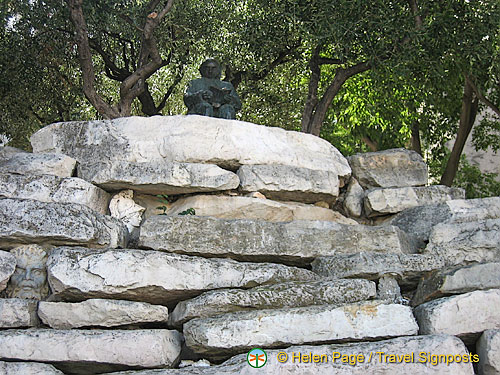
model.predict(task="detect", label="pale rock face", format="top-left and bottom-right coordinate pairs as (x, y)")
top-left (348, 148), bottom-right (428, 189)
top-left (0, 329), bottom-right (182, 374)
top-left (78, 160), bottom-right (240, 195)
top-left (0, 298), bottom-right (39, 328)
top-left (477, 329), bottom-right (500, 375)
top-left (47, 247), bottom-right (317, 305)
top-left (0, 361), bottom-right (64, 375)
top-left (169, 279), bottom-right (377, 326)
top-left (0, 152), bottom-right (76, 177)
top-left (183, 301), bottom-right (418, 360)
top-left (38, 299), bottom-right (169, 329)
top-left (0, 199), bottom-right (128, 249)
top-left (0, 173), bottom-right (110, 214)
top-left (0, 146), bottom-right (24, 160)
top-left (414, 289), bottom-right (500, 343)
top-left (376, 275), bottom-right (402, 303)
top-left (109, 190), bottom-right (146, 233)
top-left (344, 177), bottom-right (364, 217)
top-left (139, 216), bottom-right (413, 266)
top-left (0, 250), bottom-right (16, 291)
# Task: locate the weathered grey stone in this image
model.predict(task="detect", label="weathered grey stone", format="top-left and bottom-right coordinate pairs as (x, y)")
top-left (38, 299), bottom-right (170, 329)
top-left (424, 219), bottom-right (500, 266)
top-left (364, 185), bottom-right (464, 217)
top-left (344, 177), bottom-right (364, 218)
top-left (0, 361), bottom-right (64, 375)
top-left (414, 289), bottom-right (500, 343)
top-left (30, 116), bottom-right (351, 180)
top-left (377, 275), bottom-right (402, 303)
top-left (0, 298), bottom-right (39, 328)
top-left (169, 279), bottom-right (376, 327)
top-left (47, 247), bottom-right (317, 305)
top-left (0, 152), bottom-right (76, 177)
top-left (78, 160), bottom-right (240, 195)
top-left (0, 329), bottom-right (182, 374)
top-left (477, 329), bottom-right (500, 375)
top-left (237, 164), bottom-right (340, 203)
top-left (165, 195), bottom-right (357, 224)
top-left (110, 335), bottom-right (474, 375)
top-left (0, 146), bottom-right (24, 160)
top-left (184, 301), bottom-right (418, 360)
top-left (412, 262), bottom-right (500, 306)
top-left (0, 199), bottom-right (128, 249)
top-left (0, 173), bottom-right (110, 214)
top-left (139, 216), bottom-right (413, 266)
top-left (312, 252), bottom-right (446, 287)
top-left (348, 148), bottom-right (428, 189)
top-left (0, 250), bottom-right (16, 291)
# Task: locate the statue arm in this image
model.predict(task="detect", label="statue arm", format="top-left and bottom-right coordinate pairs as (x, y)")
top-left (225, 85), bottom-right (242, 111)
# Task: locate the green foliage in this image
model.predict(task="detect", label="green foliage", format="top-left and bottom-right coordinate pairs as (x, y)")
top-left (156, 194), bottom-right (170, 215)
top-left (178, 208), bottom-right (195, 216)
top-left (454, 157), bottom-right (500, 199)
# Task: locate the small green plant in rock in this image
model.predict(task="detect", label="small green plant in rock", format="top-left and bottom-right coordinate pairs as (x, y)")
top-left (156, 194), bottom-right (170, 215)
top-left (178, 208), bottom-right (196, 216)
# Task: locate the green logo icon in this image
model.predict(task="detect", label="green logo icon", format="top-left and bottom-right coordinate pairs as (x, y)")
top-left (247, 348), bottom-right (268, 368)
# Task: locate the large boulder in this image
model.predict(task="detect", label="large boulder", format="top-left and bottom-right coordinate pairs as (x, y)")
top-left (0, 250), bottom-right (16, 291)
top-left (477, 329), bottom-right (500, 375)
top-left (0, 298), bottom-right (39, 328)
top-left (0, 146), bottom-right (24, 160)
top-left (0, 361), bottom-right (64, 375)
top-left (0, 152), bottom-right (76, 178)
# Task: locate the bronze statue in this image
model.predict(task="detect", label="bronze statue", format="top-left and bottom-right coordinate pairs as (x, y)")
top-left (184, 59), bottom-right (241, 119)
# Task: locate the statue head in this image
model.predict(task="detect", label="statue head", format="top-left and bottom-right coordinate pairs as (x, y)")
top-left (199, 59), bottom-right (222, 80)
top-left (6, 245), bottom-right (49, 300)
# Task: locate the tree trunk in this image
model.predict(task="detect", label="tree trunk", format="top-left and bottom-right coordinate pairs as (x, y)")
top-left (410, 120), bottom-right (422, 155)
top-left (301, 47), bottom-right (321, 133)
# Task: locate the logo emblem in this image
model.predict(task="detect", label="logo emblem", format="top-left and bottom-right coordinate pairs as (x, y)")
top-left (247, 348), bottom-right (267, 368)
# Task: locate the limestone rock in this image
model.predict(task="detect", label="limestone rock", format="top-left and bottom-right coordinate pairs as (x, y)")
top-left (47, 247), bottom-right (317, 305)
top-left (0, 146), bottom-right (24, 160)
top-left (0, 152), bottom-right (76, 177)
top-left (312, 253), bottom-right (446, 287)
top-left (364, 185), bottom-right (464, 217)
top-left (348, 148), bottom-right (428, 189)
top-left (169, 279), bottom-right (376, 327)
top-left (0, 329), bottom-right (182, 373)
top-left (165, 195), bottom-right (356, 223)
top-left (376, 275), bottom-right (402, 303)
top-left (0, 250), bottom-right (16, 291)
top-left (412, 262), bottom-right (500, 306)
top-left (0, 361), bottom-right (64, 375)
top-left (414, 289), bottom-right (500, 343)
top-left (0, 173), bottom-right (110, 214)
top-left (237, 164), bottom-right (340, 203)
top-left (0, 199), bottom-right (128, 249)
top-left (78, 160), bottom-right (240, 195)
top-left (0, 298), bottom-right (39, 328)
top-left (38, 299), bottom-right (170, 329)
top-left (477, 330), bottom-right (500, 375)
top-left (109, 190), bottom-right (146, 235)
top-left (184, 301), bottom-right (418, 360)
top-left (139, 216), bottom-right (413, 266)
top-left (344, 178), bottom-right (364, 218)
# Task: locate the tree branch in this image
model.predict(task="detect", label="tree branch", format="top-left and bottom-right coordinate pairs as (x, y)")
top-left (466, 75), bottom-right (500, 118)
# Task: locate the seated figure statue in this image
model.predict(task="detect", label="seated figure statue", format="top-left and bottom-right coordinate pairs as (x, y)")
top-left (184, 59), bottom-right (242, 119)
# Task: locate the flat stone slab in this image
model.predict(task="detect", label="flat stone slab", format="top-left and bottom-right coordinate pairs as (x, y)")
top-left (0, 361), bottom-right (64, 375)
top-left (237, 164), bottom-right (340, 203)
top-left (0, 250), bottom-right (16, 291)
top-left (414, 289), bottom-right (500, 343)
top-left (38, 299), bottom-right (170, 329)
top-left (139, 216), bottom-right (413, 266)
top-left (348, 148), bottom-right (428, 189)
top-left (0, 298), bottom-right (39, 328)
top-left (0, 329), bottom-right (182, 374)
top-left (184, 301), bottom-right (418, 360)
top-left (78, 161), bottom-right (239, 195)
top-left (312, 253), bottom-right (446, 287)
top-left (47, 247), bottom-right (317, 305)
top-left (0, 151), bottom-right (76, 177)
top-left (364, 185), bottom-right (464, 217)
top-left (0, 173), bottom-right (110, 214)
top-left (0, 146), bottom-right (24, 160)
top-left (412, 262), bottom-right (500, 306)
top-left (169, 279), bottom-right (376, 327)
top-left (477, 329), bottom-right (500, 375)
top-left (0, 199), bottom-right (128, 249)
top-left (344, 177), bottom-right (364, 217)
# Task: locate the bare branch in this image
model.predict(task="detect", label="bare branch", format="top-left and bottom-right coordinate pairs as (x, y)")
top-left (466, 75), bottom-right (500, 118)
top-left (318, 57), bottom-right (342, 65)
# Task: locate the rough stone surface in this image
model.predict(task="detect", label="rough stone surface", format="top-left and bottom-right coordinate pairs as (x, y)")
top-left (47, 247), bottom-right (317, 305)
top-left (477, 329), bottom-right (500, 375)
top-left (0, 146), bottom-right (24, 160)
top-left (377, 275), bottom-right (402, 303)
top-left (412, 262), bottom-right (500, 306)
top-left (344, 177), bottom-right (364, 217)
top-left (184, 301), bottom-right (418, 359)
top-left (312, 252), bottom-right (446, 287)
top-left (139, 216), bottom-right (413, 265)
top-left (0, 298), bottom-right (39, 328)
top-left (364, 185), bottom-right (464, 217)
top-left (0, 173), bottom-right (110, 214)
top-left (0, 329), bottom-right (182, 373)
top-left (78, 160), bottom-right (240, 195)
top-left (110, 335), bottom-right (473, 375)
top-left (414, 289), bottom-right (500, 343)
top-left (0, 199), bottom-right (128, 249)
top-left (0, 361), bottom-right (64, 375)
top-left (0, 249), bottom-right (16, 291)
top-left (165, 195), bottom-right (356, 224)
top-left (169, 279), bottom-right (376, 327)
top-left (38, 299), bottom-right (170, 329)
top-left (237, 164), bottom-right (340, 203)
top-left (0, 152), bottom-right (76, 177)
top-left (348, 148), bottom-right (428, 189)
